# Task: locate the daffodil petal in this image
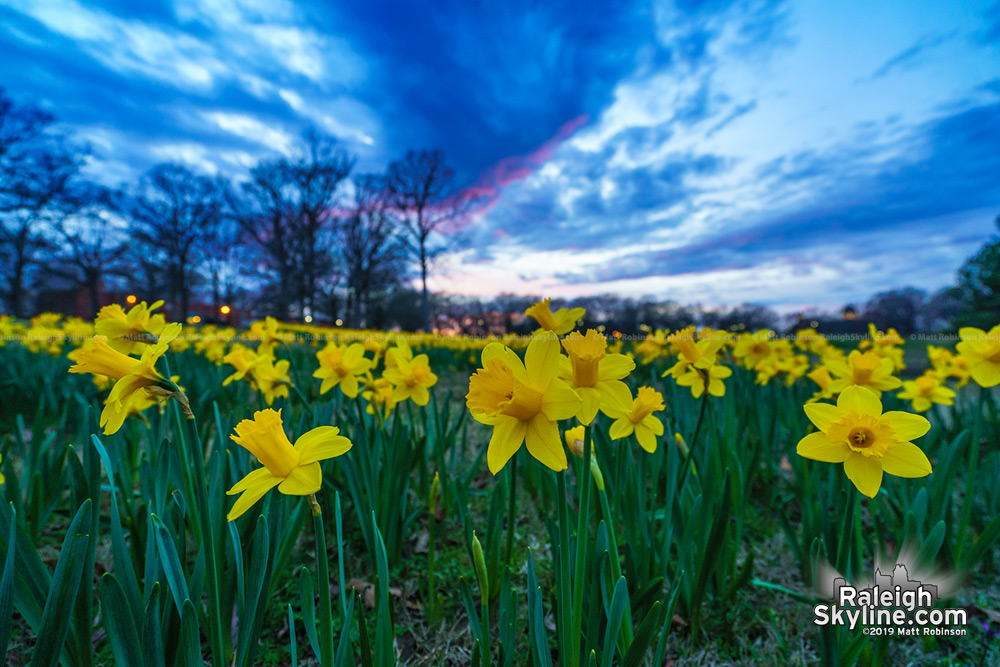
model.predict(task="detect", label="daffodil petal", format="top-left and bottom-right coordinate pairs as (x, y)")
top-left (487, 418), bottom-right (527, 475)
top-left (540, 379), bottom-right (582, 421)
top-left (843, 454), bottom-right (883, 498)
top-left (524, 415), bottom-right (567, 471)
top-left (294, 427), bottom-right (352, 464)
top-left (796, 432), bottom-right (850, 462)
top-left (596, 380), bottom-right (632, 415)
top-left (837, 385), bottom-right (882, 417)
top-left (881, 442), bottom-right (932, 478)
top-left (597, 354), bottom-right (635, 381)
top-left (880, 412), bottom-right (931, 441)
top-left (277, 462), bottom-right (322, 495)
top-left (228, 466), bottom-right (280, 495)
top-left (608, 418), bottom-right (634, 441)
top-left (634, 423), bottom-right (657, 453)
top-left (803, 403), bottom-right (845, 432)
top-left (525, 334), bottom-right (561, 387)
top-left (227, 474), bottom-right (283, 521)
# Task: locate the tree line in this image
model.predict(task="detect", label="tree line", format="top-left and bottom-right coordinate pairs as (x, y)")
top-left (0, 88), bottom-right (470, 330)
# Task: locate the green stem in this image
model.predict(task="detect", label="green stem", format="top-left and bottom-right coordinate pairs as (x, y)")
top-left (675, 390), bottom-right (710, 494)
top-left (956, 387), bottom-right (987, 563)
top-left (556, 471), bottom-right (574, 666)
top-left (311, 495), bottom-right (334, 667)
top-left (176, 406), bottom-right (227, 667)
top-left (596, 486), bottom-right (633, 647)
top-left (571, 424), bottom-right (592, 662)
top-left (504, 453), bottom-right (517, 567)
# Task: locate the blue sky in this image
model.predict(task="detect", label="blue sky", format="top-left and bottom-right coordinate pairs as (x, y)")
top-left (2, 0), bottom-right (998, 310)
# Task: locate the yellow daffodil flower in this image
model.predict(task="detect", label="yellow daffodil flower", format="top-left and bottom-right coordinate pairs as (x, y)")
top-left (524, 298), bottom-right (585, 336)
top-left (95, 300), bottom-right (166, 354)
top-left (605, 386), bottom-right (665, 453)
top-left (466, 334), bottom-right (582, 474)
top-left (898, 371), bottom-right (956, 412)
top-left (956, 325), bottom-right (1000, 387)
top-left (226, 409), bottom-right (353, 521)
top-left (68, 323), bottom-right (186, 434)
top-left (664, 326), bottom-right (732, 398)
top-left (559, 329), bottom-right (634, 425)
top-left (314, 342), bottom-right (373, 398)
top-left (826, 350), bottom-right (902, 397)
top-left (383, 352), bottom-right (437, 406)
top-left (797, 385), bottom-right (931, 497)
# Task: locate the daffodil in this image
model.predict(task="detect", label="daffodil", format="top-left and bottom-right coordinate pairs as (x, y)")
top-left (314, 342), bottom-right (373, 398)
top-left (797, 385), bottom-right (931, 497)
top-left (361, 374), bottom-right (396, 418)
top-left (898, 371), bottom-right (955, 412)
top-left (955, 325), bottom-right (1000, 387)
top-left (95, 300), bottom-right (166, 354)
top-left (559, 329), bottom-right (634, 425)
top-left (860, 324), bottom-right (906, 371)
top-left (605, 386), bottom-right (665, 453)
top-left (826, 350), bottom-right (902, 397)
top-left (733, 330), bottom-right (774, 370)
top-left (466, 335), bottom-right (582, 474)
top-left (807, 366), bottom-right (835, 403)
top-left (664, 326), bottom-right (732, 398)
top-left (249, 316), bottom-right (283, 356)
top-left (226, 409), bottom-right (353, 521)
top-left (383, 352), bottom-right (437, 406)
top-left (634, 330), bottom-right (668, 365)
top-left (68, 323), bottom-right (187, 434)
top-left (524, 298), bottom-right (585, 336)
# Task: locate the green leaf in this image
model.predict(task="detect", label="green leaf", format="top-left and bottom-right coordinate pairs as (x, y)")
top-left (600, 578), bottom-right (629, 667)
top-left (31, 499), bottom-right (92, 667)
top-left (141, 583), bottom-right (165, 667)
top-left (92, 435), bottom-right (143, 618)
top-left (100, 573), bottom-right (143, 667)
top-left (298, 566), bottom-right (321, 659)
top-left (0, 504), bottom-right (17, 656)
top-left (179, 599), bottom-right (203, 667)
top-left (622, 601), bottom-right (661, 667)
top-left (236, 515), bottom-right (270, 667)
top-left (151, 513), bottom-right (191, 615)
top-left (372, 512), bottom-right (394, 667)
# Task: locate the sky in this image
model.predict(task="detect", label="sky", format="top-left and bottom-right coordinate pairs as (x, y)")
top-left (2, 0), bottom-right (999, 311)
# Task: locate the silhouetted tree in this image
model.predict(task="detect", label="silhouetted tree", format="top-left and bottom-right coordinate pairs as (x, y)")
top-left (863, 287), bottom-right (926, 335)
top-left (48, 186), bottom-right (128, 317)
top-left (342, 174), bottom-right (404, 327)
top-left (0, 89), bottom-right (83, 316)
top-left (954, 217), bottom-right (1000, 330)
top-left (232, 130), bottom-right (353, 319)
top-left (387, 149), bottom-right (469, 331)
top-left (127, 164), bottom-right (225, 319)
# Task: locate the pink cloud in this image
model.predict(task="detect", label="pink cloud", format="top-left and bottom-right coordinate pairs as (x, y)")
top-left (448, 114), bottom-right (590, 231)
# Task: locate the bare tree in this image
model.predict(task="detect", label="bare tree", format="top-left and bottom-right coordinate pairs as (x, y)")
top-left (0, 89), bottom-right (82, 316)
top-left (232, 130), bottom-right (354, 320)
top-left (387, 149), bottom-right (469, 332)
top-left (342, 174), bottom-right (404, 327)
top-left (126, 164), bottom-right (225, 319)
top-left (47, 186), bottom-right (128, 317)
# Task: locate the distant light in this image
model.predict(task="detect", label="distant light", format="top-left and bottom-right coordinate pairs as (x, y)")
top-left (477, 319), bottom-right (484, 326)
top-left (335, 318), bottom-right (344, 326)
top-left (810, 320), bottom-right (819, 328)
top-left (220, 305), bottom-right (231, 315)
top-left (126, 294), bottom-right (137, 305)
top-left (304, 315), bottom-right (313, 323)
top-left (190, 315), bottom-right (201, 324)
